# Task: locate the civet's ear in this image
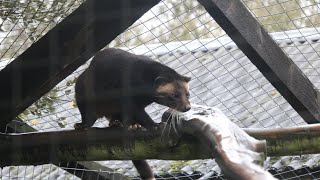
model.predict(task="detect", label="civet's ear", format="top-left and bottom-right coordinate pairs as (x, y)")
top-left (183, 76), bottom-right (191, 82)
top-left (153, 76), bottom-right (170, 87)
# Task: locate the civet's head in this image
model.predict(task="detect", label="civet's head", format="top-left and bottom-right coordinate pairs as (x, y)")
top-left (154, 74), bottom-right (191, 112)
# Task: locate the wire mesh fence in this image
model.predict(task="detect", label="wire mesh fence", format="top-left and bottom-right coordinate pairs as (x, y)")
top-left (0, 0), bottom-right (320, 179)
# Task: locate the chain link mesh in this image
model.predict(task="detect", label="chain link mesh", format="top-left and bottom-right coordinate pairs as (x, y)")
top-left (1, 0), bottom-right (320, 179)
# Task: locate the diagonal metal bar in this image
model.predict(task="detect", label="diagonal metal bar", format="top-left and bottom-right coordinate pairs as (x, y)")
top-left (0, 0), bottom-right (161, 131)
top-left (197, 0), bottom-right (320, 124)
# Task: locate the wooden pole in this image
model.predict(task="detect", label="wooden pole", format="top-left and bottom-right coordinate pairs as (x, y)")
top-left (1, 105), bottom-right (276, 180)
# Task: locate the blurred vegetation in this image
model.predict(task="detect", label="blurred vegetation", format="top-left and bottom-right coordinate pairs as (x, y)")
top-left (243, 0), bottom-right (320, 32)
top-left (18, 88), bottom-right (58, 119)
top-left (0, 0), bottom-right (320, 128)
top-left (0, 0), bottom-right (85, 59)
top-left (111, 0), bottom-right (320, 47)
top-left (0, 0), bottom-right (85, 127)
top-left (110, 0), bottom-right (223, 47)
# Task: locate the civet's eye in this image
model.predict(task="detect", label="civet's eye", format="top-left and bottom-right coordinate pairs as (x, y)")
top-left (186, 93), bottom-right (190, 98)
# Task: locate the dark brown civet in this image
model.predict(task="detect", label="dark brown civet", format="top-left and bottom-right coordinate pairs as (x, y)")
top-left (74, 48), bottom-right (191, 179)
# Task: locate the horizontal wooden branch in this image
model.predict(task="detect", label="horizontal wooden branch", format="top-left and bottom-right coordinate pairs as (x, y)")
top-left (3, 107), bottom-right (319, 178)
top-left (245, 124), bottom-right (320, 156)
top-left (9, 116), bottom-right (320, 179)
top-left (0, 126), bottom-right (208, 166)
top-left (6, 120), bottom-right (129, 180)
top-left (1, 105), bottom-right (275, 180)
top-left (4, 123), bottom-right (319, 164)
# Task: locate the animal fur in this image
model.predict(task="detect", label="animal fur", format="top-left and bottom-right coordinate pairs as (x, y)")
top-left (74, 48), bottom-right (191, 129)
top-left (74, 48), bottom-right (191, 179)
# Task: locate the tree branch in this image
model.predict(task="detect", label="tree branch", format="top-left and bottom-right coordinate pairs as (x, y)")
top-left (245, 124), bottom-right (320, 156)
top-left (1, 105), bottom-right (277, 180)
top-left (6, 120), bottom-right (130, 180)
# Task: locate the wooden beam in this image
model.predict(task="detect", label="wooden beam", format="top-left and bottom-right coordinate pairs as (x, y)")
top-left (197, 0), bottom-right (320, 124)
top-left (245, 124), bottom-right (320, 156)
top-left (0, 0), bottom-right (161, 131)
top-left (6, 120), bottom-right (129, 180)
top-left (5, 118), bottom-right (320, 163)
top-left (1, 104), bottom-right (275, 180)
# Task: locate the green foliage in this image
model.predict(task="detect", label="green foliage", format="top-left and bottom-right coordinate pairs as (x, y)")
top-left (18, 87), bottom-right (59, 120)
top-left (111, 0), bottom-right (320, 47)
top-left (111, 0), bottom-right (222, 47)
top-left (243, 0), bottom-right (320, 32)
top-left (0, 0), bottom-right (85, 58)
top-left (66, 77), bottom-right (77, 87)
top-left (57, 117), bottom-right (67, 128)
top-left (1, 0), bottom-right (84, 127)
top-left (169, 160), bottom-right (192, 172)
top-left (0, 0), bottom-right (84, 27)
